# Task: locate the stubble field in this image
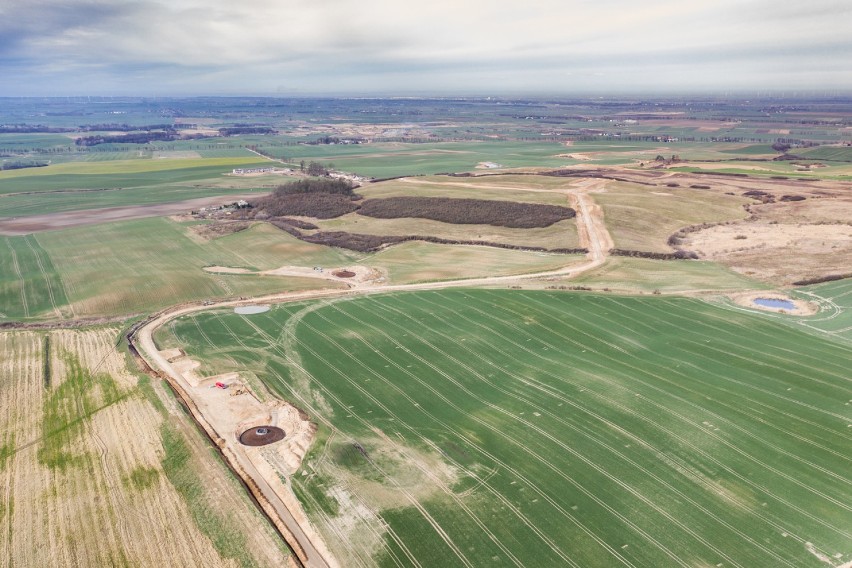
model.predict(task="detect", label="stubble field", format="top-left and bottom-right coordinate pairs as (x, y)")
top-left (0, 327), bottom-right (290, 567)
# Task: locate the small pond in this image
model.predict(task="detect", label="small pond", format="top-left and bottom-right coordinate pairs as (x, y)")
top-left (234, 305), bottom-right (270, 315)
top-left (753, 298), bottom-right (796, 310)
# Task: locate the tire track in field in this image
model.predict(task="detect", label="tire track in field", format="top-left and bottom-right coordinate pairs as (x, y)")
top-left (484, 291), bottom-right (852, 520)
top-left (237, 317), bottom-right (479, 568)
top-left (423, 290), bottom-right (851, 539)
top-left (635, 297), bottom-right (852, 393)
top-left (22, 235), bottom-right (62, 319)
top-left (480, 292), bottom-right (852, 502)
top-left (416, 291), bottom-right (852, 550)
top-left (238, 314), bottom-right (572, 566)
top-left (5, 239), bottom-right (29, 318)
top-left (212, 314), bottom-right (398, 567)
top-left (457, 291), bottom-right (852, 538)
top-left (336, 300), bottom-right (764, 568)
top-left (660, 296), bottom-right (852, 378)
top-left (569, 296), bottom-right (852, 468)
top-left (371, 295), bottom-right (821, 566)
top-left (594, 297), bottom-right (852, 465)
top-left (229, 315), bottom-right (441, 568)
top-left (298, 311), bottom-right (686, 567)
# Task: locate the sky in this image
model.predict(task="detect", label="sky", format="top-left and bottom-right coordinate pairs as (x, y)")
top-left (2, 0), bottom-right (851, 96)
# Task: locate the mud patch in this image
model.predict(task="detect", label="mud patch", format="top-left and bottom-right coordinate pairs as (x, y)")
top-left (332, 270), bottom-right (356, 278)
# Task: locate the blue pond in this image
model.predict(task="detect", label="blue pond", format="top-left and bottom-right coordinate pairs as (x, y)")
top-left (753, 298), bottom-right (796, 310)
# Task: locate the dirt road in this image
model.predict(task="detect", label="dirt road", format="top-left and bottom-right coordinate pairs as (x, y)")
top-left (132, 177), bottom-right (614, 567)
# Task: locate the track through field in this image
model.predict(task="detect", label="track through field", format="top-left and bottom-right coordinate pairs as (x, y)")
top-left (163, 290), bottom-right (852, 568)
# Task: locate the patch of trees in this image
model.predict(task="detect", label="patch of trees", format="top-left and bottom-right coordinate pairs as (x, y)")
top-left (610, 248), bottom-right (698, 260)
top-left (273, 178), bottom-right (356, 196)
top-left (1, 160), bottom-right (49, 170)
top-left (248, 193), bottom-right (359, 219)
top-left (304, 161), bottom-right (330, 176)
top-left (742, 190), bottom-right (775, 204)
top-left (243, 178), bottom-right (361, 219)
top-left (779, 194), bottom-right (806, 202)
top-left (357, 197), bottom-right (575, 228)
top-left (690, 184), bottom-right (711, 189)
top-left (75, 131), bottom-right (177, 146)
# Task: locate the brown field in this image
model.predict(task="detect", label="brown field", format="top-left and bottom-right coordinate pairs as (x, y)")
top-left (0, 328), bottom-right (291, 567)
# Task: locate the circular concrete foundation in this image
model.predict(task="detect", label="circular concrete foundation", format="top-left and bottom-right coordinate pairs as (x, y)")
top-left (239, 425), bottom-right (285, 446)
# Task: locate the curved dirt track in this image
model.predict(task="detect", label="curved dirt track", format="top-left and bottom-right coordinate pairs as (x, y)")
top-left (131, 178), bottom-right (613, 568)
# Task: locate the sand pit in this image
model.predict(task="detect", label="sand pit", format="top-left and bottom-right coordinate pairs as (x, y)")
top-left (239, 425), bottom-right (286, 446)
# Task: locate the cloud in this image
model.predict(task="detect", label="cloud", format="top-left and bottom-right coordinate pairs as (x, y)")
top-left (2, 0), bottom-right (850, 95)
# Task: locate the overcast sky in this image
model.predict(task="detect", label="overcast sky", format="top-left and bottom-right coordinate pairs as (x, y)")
top-left (2, 0), bottom-right (851, 96)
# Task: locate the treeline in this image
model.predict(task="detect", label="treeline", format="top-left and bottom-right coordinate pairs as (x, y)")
top-left (1, 160), bottom-right (49, 170)
top-left (218, 126), bottom-right (275, 136)
top-left (78, 123), bottom-right (177, 132)
top-left (792, 273), bottom-right (852, 286)
top-left (0, 124), bottom-right (74, 133)
top-left (357, 197), bottom-right (575, 229)
top-left (610, 248), bottom-right (698, 260)
top-left (75, 131), bottom-right (177, 146)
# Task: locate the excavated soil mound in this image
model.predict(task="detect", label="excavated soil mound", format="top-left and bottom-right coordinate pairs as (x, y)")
top-left (333, 270), bottom-right (356, 278)
top-left (239, 426), bottom-right (286, 446)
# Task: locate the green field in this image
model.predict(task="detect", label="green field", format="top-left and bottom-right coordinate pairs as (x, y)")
top-left (569, 256), bottom-right (765, 292)
top-left (0, 156), bottom-right (276, 219)
top-left (160, 290), bottom-right (852, 568)
top-left (0, 234), bottom-right (71, 319)
top-left (359, 242), bottom-right (579, 283)
top-left (31, 218), bottom-right (338, 318)
top-left (256, 141), bottom-right (578, 177)
top-left (796, 279), bottom-right (852, 344)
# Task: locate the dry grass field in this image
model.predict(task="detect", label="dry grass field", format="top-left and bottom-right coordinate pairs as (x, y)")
top-left (0, 328), bottom-right (291, 567)
top-left (681, 179), bottom-right (852, 284)
top-left (592, 181), bottom-right (751, 252)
